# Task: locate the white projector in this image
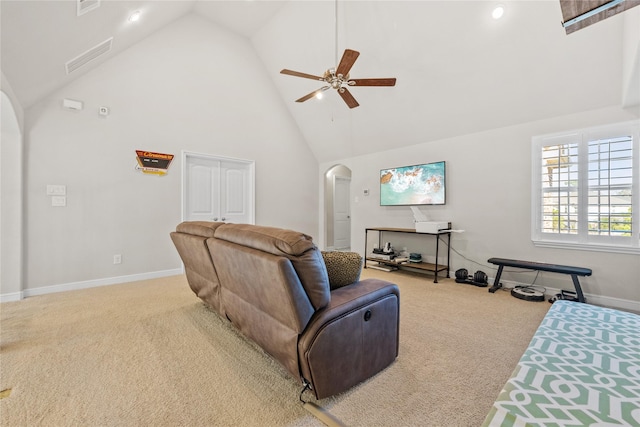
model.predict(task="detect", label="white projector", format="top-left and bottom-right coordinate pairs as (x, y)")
top-left (415, 221), bottom-right (450, 233)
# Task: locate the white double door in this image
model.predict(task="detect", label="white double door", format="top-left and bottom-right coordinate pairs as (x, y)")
top-left (183, 152), bottom-right (255, 224)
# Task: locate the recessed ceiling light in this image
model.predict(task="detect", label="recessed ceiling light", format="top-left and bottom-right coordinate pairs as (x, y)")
top-left (492, 4), bottom-right (505, 20)
top-left (316, 92), bottom-right (324, 100)
top-left (129, 10), bottom-right (141, 22)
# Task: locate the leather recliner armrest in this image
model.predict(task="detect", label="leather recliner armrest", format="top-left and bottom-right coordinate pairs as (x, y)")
top-left (298, 278), bottom-right (400, 399)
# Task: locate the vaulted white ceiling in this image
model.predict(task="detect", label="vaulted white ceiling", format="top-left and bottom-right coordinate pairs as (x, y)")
top-left (1, 1), bottom-right (637, 163)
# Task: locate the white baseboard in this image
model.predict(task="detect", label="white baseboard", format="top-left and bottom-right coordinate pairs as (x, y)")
top-left (0, 268), bottom-right (183, 302)
top-left (491, 277), bottom-right (640, 313)
top-left (0, 291), bottom-right (24, 303)
top-left (4, 269), bottom-right (638, 313)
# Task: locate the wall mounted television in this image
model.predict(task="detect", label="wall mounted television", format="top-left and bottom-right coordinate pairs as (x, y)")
top-left (380, 161), bottom-right (445, 206)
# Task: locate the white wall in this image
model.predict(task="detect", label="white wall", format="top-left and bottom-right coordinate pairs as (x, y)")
top-left (622, 7), bottom-right (640, 108)
top-left (23, 14), bottom-right (318, 291)
top-left (320, 105), bottom-right (640, 308)
top-left (1, 77), bottom-right (24, 300)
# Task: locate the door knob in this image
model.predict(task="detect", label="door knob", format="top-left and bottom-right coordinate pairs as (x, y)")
top-left (221, 217), bottom-right (226, 221)
top-left (213, 217), bottom-right (218, 221)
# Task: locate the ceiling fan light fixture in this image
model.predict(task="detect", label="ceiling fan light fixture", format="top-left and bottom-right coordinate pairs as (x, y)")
top-left (129, 10), bottom-right (141, 22)
top-left (280, 49), bottom-right (396, 108)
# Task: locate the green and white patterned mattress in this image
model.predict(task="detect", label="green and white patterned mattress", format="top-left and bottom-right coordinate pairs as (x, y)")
top-left (482, 300), bottom-right (640, 426)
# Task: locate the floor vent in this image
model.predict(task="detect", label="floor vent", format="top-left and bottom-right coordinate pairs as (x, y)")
top-left (77, 0), bottom-right (100, 16)
top-left (65, 37), bottom-right (113, 74)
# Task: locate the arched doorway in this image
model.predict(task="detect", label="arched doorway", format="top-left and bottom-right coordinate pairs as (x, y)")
top-left (324, 164), bottom-right (352, 251)
top-left (1, 91), bottom-right (23, 301)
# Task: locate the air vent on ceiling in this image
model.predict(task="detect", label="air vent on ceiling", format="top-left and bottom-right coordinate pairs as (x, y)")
top-left (77, 0), bottom-right (100, 16)
top-left (65, 37), bottom-right (113, 75)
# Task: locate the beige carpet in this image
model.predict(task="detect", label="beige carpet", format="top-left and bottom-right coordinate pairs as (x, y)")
top-left (0, 269), bottom-right (550, 426)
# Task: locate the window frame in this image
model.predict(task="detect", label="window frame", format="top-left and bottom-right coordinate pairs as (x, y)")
top-left (531, 121), bottom-right (640, 255)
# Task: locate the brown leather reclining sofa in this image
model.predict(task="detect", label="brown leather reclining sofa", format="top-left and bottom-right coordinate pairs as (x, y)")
top-left (170, 221), bottom-right (400, 399)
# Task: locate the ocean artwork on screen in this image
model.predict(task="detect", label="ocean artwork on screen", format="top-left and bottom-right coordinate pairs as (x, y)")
top-left (380, 161), bottom-right (445, 206)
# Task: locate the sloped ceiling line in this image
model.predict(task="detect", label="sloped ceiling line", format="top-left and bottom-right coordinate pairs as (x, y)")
top-left (1, 1), bottom-right (637, 163)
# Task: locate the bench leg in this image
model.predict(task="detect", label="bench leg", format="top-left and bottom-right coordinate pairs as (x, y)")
top-left (571, 275), bottom-right (586, 303)
top-left (488, 266), bottom-right (504, 293)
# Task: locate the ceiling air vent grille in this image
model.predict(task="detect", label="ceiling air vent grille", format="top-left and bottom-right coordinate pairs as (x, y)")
top-left (65, 37), bottom-right (113, 75)
top-left (77, 0), bottom-right (100, 16)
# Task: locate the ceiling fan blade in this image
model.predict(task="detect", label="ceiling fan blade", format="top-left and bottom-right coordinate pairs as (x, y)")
top-left (338, 87), bottom-right (360, 109)
top-left (336, 49), bottom-right (360, 77)
top-left (280, 69), bottom-right (324, 81)
top-left (295, 86), bottom-right (330, 103)
top-left (349, 78), bottom-right (397, 87)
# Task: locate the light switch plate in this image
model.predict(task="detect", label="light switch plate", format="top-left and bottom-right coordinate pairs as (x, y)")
top-left (46, 185), bottom-right (66, 196)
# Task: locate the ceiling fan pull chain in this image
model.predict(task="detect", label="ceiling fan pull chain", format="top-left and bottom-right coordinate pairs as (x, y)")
top-left (279, 0), bottom-right (396, 109)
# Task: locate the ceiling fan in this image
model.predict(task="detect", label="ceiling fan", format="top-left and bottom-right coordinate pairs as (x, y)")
top-left (280, 49), bottom-right (396, 109)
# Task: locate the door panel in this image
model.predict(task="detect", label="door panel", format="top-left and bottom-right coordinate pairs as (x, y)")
top-left (334, 176), bottom-right (351, 250)
top-left (186, 157), bottom-right (219, 221)
top-left (220, 162), bottom-right (250, 223)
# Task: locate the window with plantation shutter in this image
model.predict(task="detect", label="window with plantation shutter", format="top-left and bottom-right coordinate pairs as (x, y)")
top-left (540, 141), bottom-right (579, 235)
top-left (532, 121), bottom-right (640, 254)
top-left (587, 136), bottom-right (633, 237)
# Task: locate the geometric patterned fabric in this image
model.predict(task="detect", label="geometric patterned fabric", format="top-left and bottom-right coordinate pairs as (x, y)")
top-left (482, 300), bottom-right (640, 426)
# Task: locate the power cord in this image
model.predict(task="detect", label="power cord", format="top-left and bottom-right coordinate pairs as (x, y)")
top-left (299, 381), bottom-right (346, 427)
top-left (445, 240), bottom-right (539, 276)
top-left (441, 239), bottom-right (552, 295)
top-left (299, 381), bottom-right (311, 403)
top-left (513, 271), bottom-right (547, 294)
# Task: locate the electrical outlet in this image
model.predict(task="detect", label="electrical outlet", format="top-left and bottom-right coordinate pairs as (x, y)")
top-left (113, 254), bottom-right (122, 264)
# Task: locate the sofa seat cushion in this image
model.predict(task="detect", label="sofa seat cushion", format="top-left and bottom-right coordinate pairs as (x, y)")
top-left (214, 224), bottom-right (330, 310)
top-left (321, 251), bottom-right (363, 290)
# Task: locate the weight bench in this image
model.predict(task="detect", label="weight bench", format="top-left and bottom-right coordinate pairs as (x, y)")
top-left (487, 257), bottom-right (592, 303)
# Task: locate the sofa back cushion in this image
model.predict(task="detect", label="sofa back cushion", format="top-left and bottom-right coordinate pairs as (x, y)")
top-left (214, 224), bottom-right (331, 310)
top-left (208, 238), bottom-right (315, 377)
top-left (170, 221), bottom-right (225, 313)
top-left (176, 221), bottom-right (222, 238)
